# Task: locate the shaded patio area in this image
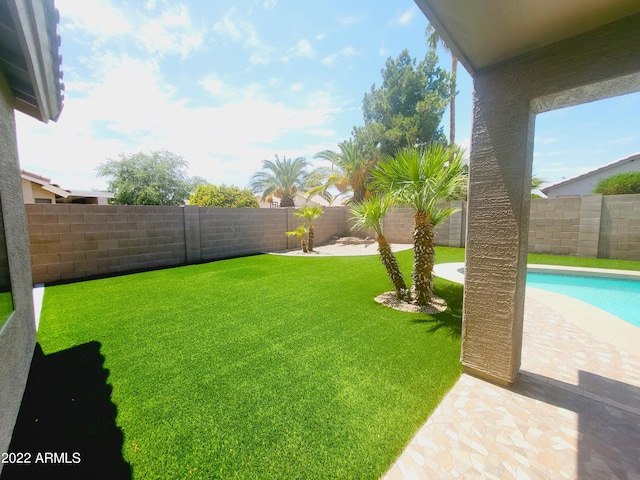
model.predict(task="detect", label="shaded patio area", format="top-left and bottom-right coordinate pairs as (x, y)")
top-left (384, 294), bottom-right (640, 479)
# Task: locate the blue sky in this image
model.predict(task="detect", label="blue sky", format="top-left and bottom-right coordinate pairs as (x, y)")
top-left (15, 0), bottom-right (640, 193)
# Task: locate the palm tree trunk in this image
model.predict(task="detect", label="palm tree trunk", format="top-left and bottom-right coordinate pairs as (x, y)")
top-left (352, 185), bottom-right (367, 204)
top-left (301, 239), bottom-right (308, 253)
top-left (412, 210), bottom-right (435, 306)
top-left (377, 234), bottom-right (408, 300)
top-left (280, 195), bottom-right (295, 207)
top-left (308, 224), bottom-right (315, 251)
top-left (449, 55), bottom-right (457, 146)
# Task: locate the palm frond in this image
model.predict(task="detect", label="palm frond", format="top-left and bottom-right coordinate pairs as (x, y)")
top-left (349, 196), bottom-right (390, 237)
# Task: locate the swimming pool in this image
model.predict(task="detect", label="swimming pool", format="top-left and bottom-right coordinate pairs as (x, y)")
top-left (527, 271), bottom-right (640, 328)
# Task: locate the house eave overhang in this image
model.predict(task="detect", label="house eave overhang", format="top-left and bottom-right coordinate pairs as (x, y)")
top-left (412, 0), bottom-right (640, 76)
top-left (3, 0), bottom-right (64, 122)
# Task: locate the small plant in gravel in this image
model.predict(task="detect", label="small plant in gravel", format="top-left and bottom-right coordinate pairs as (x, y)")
top-left (286, 224), bottom-right (309, 252)
top-left (294, 206), bottom-right (324, 252)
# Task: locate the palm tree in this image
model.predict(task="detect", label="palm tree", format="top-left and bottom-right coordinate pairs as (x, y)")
top-left (312, 139), bottom-right (374, 204)
top-left (250, 155), bottom-right (309, 207)
top-left (372, 144), bottom-right (465, 306)
top-left (286, 224), bottom-right (309, 252)
top-left (426, 24), bottom-right (457, 146)
top-left (294, 206), bottom-right (324, 252)
top-left (350, 196), bottom-right (409, 300)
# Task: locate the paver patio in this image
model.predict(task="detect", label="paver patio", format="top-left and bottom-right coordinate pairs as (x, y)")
top-left (384, 280), bottom-right (640, 479)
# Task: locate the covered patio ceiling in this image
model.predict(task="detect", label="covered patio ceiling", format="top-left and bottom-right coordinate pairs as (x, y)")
top-left (413, 0), bottom-right (640, 75)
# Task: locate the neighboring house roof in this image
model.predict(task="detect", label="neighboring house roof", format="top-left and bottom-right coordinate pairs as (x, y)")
top-left (21, 170), bottom-right (114, 203)
top-left (255, 193), bottom-right (334, 208)
top-left (0, 0), bottom-right (64, 122)
top-left (541, 151), bottom-right (640, 197)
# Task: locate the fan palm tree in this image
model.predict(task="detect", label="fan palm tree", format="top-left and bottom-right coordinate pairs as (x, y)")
top-left (294, 206), bottom-right (324, 252)
top-left (286, 224), bottom-right (309, 252)
top-left (372, 144), bottom-right (465, 306)
top-left (350, 196), bottom-right (409, 300)
top-left (312, 139), bottom-right (374, 204)
top-left (426, 24), bottom-right (457, 146)
top-left (250, 155), bottom-right (309, 207)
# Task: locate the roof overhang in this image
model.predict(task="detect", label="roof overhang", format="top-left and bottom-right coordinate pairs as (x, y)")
top-left (413, 0), bottom-right (640, 75)
top-left (0, 0), bottom-right (64, 122)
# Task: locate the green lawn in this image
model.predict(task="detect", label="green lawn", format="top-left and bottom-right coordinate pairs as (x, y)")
top-left (528, 252), bottom-right (640, 270)
top-left (6, 248), bottom-right (465, 480)
top-left (0, 291), bottom-right (12, 329)
top-left (9, 246), bottom-right (636, 479)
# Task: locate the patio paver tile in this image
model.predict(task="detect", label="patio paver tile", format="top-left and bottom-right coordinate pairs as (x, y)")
top-left (383, 295), bottom-right (640, 479)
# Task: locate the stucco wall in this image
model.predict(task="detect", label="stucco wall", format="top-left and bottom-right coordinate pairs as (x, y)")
top-left (21, 179), bottom-right (55, 204)
top-left (0, 73), bottom-right (37, 467)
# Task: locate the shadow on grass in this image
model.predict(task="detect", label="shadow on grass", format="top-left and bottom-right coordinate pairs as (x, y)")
top-left (2, 342), bottom-right (131, 480)
top-left (411, 278), bottom-right (463, 340)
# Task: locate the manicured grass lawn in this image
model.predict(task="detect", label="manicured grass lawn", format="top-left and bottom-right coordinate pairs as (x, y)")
top-left (0, 291), bottom-right (11, 329)
top-left (528, 252), bottom-right (640, 270)
top-left (7, 248), bottom-right (465, 479)
top-left (435, 246), bottom-right (640, 271)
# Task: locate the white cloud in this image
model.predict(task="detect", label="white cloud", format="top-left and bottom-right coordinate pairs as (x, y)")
top-left (262, 0), bottom-right (277, 9)
top-left (200, 75), bottom-right (227, 97)
top-left (16, 52), bottom-right (343, 190)
top-left (212, 12), bottom-right (245, 42)
top-left (289, 39), bottom-right (314, 59)
top-left (58, 0), bottom-right (203, 59)
top-left (144, 0), bottom-right (157, 11)
top-left (322, 46), bottom-right (357, 66)
top-left (58, 0), bottom-right (132, 37)
top-left (336, 15), bottom-right (361, 26)
top-left (289, 82), bottom-right (305, 92)
top-left (305, 128), bottom-right (335, 137)
top-left (137, 5), bottom-right (204, 59)
top-left (392, 7), bottom-right (417, 26)
top-left (212, 11), bottom-right (276, 65)
top-left (600, 136), bottom-right (637, 145)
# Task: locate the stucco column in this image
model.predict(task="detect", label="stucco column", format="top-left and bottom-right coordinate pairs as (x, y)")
top-left (461, 72), bottom-right (534, 385)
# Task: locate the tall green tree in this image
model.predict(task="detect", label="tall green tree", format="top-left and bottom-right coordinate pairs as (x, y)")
top-left (354, 49), bottom-right (452, 156)
top-left (96, 150), bottom-right (200, 206)
top-left (350, 196), bottom-right (408, 300)
top-left (250, 155), bottom-right (310, 207)
top-left (312, 139), bottom-right (374, 204)
top-left (372, 144), bottom-right (465, 306)
top-left (189, 184), bottom-right (259, 208)
top-left (426, 24), bottom-right (458, 146)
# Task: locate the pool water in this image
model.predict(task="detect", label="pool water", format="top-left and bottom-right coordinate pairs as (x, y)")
top-left (526, 272), bottom-right (640, 328)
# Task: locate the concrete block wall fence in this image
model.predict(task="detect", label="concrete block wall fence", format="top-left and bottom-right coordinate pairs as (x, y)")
top-left (26, 196), bottom-right (640, 284)
top-left (599, 193), bottom-right (640, 260)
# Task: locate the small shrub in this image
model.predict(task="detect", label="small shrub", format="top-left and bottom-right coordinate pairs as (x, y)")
top-left (593, 171), bottom-right (640, 195)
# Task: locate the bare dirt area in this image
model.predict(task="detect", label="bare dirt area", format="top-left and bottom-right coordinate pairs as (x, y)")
top-left (374, 291), bottom-right (447, 314)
